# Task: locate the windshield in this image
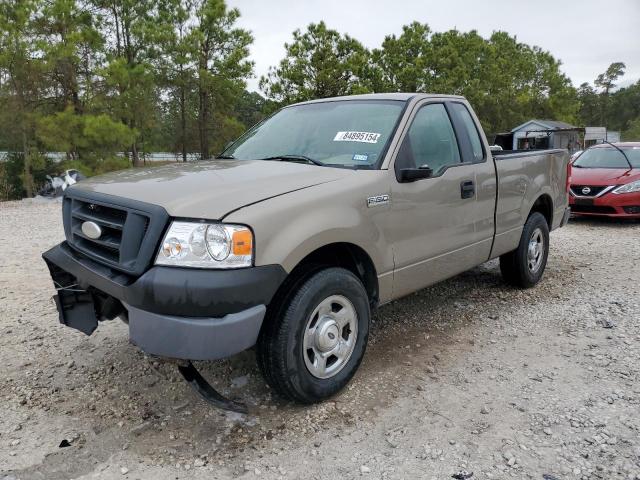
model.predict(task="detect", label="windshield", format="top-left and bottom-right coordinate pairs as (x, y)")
top-left (222, 100), bottom-right (406, 168)
top-left (573, 146), bottom-right (640, 169)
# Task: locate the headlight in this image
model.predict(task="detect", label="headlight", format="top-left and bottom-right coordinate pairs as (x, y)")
top-left (156, 221), bottom-right (253, 269)
top-left (612, 180), bottom-right (640, 194)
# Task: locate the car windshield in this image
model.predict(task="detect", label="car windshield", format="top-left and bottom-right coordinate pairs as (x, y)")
top-left (573, 146), bottom-right (640, 169)
top-left (221, 100), bottom-right (406, 168)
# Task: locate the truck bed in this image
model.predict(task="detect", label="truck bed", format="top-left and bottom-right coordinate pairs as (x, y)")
top-left (490, 148), bottom-right (569, 259)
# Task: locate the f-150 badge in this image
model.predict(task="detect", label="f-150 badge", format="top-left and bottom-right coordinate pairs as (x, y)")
top-left (367, 194), bottom-right (390, 207)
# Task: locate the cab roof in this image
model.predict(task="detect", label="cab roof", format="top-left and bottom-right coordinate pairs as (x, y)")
top-left (291, 92), bottom-right (466, 106)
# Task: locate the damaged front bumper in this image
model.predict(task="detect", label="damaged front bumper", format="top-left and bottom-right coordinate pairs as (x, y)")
top-left (42, 242), bottom-right (286, 361)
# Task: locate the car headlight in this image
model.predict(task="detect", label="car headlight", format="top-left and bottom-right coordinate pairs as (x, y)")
top-left (612, 180), bottom-right (640, 194)
top-left (156, 221), bottom-right (253, 269)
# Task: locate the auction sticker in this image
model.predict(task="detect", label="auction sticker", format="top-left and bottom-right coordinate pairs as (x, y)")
top-left (333, 131), bottom-right (381, 143)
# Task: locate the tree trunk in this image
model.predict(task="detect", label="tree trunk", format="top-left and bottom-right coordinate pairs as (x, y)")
top-left (22, 128), bottom-right (33, 198)
top-left (113, 1), bottom-right (121, 57)
top-left (601, 89), bottom-right (609, 127)
top-left (198, 48), bottom-right (210, 161)
top-left (180, 85), bottom-right (187, 162)
top-left (199, 85), bottom-right (209, 160)
top-left (131, 142), bottom-right (141, 167)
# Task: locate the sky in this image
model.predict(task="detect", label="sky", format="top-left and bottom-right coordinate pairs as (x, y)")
top-left (227, 0), bottom-right (640, 93)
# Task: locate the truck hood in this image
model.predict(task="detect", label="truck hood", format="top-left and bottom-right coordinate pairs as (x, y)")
top-left (571, 167), bottom-right (640, 186)
top-left (71, 160), bottom-right (352, 219)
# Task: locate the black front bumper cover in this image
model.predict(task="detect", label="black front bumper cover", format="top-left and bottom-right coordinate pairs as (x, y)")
top-left (43, 241), bottom-right (287, 318)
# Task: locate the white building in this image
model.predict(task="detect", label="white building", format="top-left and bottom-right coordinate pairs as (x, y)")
top-left (510, 120), bottom-right (581, 151)
top-left (584, 127), bottom-right (620, 146)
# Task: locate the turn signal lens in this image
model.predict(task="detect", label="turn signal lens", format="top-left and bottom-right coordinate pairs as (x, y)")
top-left (232, 229), bottom-right (253, 256)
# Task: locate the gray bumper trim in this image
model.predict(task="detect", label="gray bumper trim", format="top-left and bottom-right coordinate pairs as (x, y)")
top-left (128, 304), bottom-right (266, 361)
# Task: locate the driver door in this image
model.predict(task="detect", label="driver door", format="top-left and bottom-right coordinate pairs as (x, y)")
top-left (388, 101), bottom-right (489, 299)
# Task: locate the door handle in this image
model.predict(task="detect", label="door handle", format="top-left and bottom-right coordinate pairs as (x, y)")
top-left (460, 180), bottom-right (475, 199)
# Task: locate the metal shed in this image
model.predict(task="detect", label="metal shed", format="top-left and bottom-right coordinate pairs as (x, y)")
top-left (510, 119), bottom-right (581, 151)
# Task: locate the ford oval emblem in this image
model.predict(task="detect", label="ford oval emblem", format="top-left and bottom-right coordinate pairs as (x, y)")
top-left (81, 221), bottom-right (102, 240)
top-left (581, 187), bottom-right (591, 195)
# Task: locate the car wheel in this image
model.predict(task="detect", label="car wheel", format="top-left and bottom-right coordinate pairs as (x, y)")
top-left (499, 212), bottom-right (550, 288)
top-left (257, 267), bottom-right (370, 403)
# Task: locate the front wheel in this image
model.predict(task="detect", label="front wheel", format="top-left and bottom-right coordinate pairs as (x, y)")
top-left (499, 212), bottom-right (550, 288)
top-left (256, 267), bottom-right (370, 403)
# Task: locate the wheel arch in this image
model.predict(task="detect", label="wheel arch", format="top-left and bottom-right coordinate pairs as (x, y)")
top-left (529, 193), bottom-right (553, 227)
top-left (283, 242), bottom-right (379, 309)
top-left (263, 241), bottom-right (380, 329)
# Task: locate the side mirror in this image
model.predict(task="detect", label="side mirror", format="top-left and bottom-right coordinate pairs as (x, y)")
top-left (398, 166), bottom-right (433, 183)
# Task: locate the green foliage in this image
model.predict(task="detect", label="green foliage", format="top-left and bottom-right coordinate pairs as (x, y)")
top-left (0, 152), bottom-right (55, 200)
top-left (577, 83), bottom-right (599, 125)
top-left (366, 25), bottom-right (578, 134)
top-left (261, 22), bottom-right (580, 134)
top-left (37, 107), bottom-right (135, 170)
top-left (94, 0), bottom-right (167, 167)
top-left (1, 0), bottom-right (255, 193)
top-left (595, 62), bottom-right (626, 94)
top-left (368, 22), bottom-right (432, 92)
top-left (623, 118), bottom-right (640, 141)
top-left (577, 63), bottom-right (639, 133)
top-left (189, 0), bottom-right (254, 158)
top-left (259, 21), bottom-right (370, 103)
top-left (83, 114), bottom-right (137, 158)
top-left (95, 155), bottom-right (132, 174)
top-left (57, 155), bottom-right (131, 176)
top-left (34, 0), bottom-right (104, 112)
top-left (611, 81), bottom-right (640, 132)
top-left (0, 0), bottom-right (47, 196)
top-left (1, 2), bottom-right (637, 201)
top-left (234, 90), bottom-right (277, 127)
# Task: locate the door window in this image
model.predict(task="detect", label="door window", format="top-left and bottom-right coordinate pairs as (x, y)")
top-left (449, 102), bottom-right (484, 162)
top-left (396, 103), bottom-right (461, 176)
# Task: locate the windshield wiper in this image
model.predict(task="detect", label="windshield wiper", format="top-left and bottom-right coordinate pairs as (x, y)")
top-left (602, 140), bottom-right (633, 170)
top-left (260, 155), bottom-right (325, 167)
top-left (216, 154), bottom-right (236, 159)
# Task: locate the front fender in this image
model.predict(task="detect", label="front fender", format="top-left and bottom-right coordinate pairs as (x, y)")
top-left (223, 171), bottom-right (394, 290)
top-left (266, 204), bottom-right (383, 274)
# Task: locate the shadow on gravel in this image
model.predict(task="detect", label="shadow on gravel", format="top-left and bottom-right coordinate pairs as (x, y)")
top-left (7, 245), bottom-right (585, 480)
top-left (568, 215), bottom-right (640, 228)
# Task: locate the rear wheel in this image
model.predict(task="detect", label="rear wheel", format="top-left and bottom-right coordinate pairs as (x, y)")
top-left (257, 267), bottom-right (370, 403)
top-left (499, 212), bottom-right (550, 288)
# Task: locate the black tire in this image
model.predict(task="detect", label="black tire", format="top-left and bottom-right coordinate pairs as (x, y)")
top-left (256, 267), bottom-right (370, 404)
top-left (499, 212), bottom-right (550, 288)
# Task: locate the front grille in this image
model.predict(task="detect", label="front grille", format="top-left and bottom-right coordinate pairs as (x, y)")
top-left (71, 201), bottom-right (130, 262)
top-left (570, 185), bottom-right (608, 197)
top-left (63, 190), bottom-right (169, 276)
top-left (570, 205), bottom-right (617, 214)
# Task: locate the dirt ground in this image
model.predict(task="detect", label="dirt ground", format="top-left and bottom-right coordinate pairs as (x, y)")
top-left (1, 198), bottom-right (639, 480)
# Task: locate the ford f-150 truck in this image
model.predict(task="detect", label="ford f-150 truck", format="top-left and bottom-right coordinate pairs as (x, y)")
top-left (43, 93), bottom-right (570, 411)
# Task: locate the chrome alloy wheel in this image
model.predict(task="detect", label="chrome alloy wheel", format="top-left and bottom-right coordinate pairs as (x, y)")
top-left (302, 295), bottom-right (358, 379)
top-left (527, 227), bottom-right (545, 273)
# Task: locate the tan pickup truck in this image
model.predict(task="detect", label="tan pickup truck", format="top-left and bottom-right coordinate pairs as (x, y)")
top-left (43, 93), bottom-right (570, 410)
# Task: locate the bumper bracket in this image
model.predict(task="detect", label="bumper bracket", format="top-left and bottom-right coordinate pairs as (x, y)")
top-left (177, 361), bottom-right (248, 414)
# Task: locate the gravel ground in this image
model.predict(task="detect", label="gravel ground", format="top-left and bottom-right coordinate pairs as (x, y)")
top-left (1, 198), bottom-right (639, 480)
